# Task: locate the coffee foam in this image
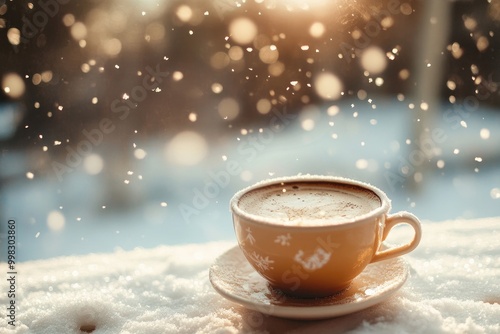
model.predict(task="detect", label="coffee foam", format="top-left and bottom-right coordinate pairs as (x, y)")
top-left (238, 182), bottom-right (381, 226)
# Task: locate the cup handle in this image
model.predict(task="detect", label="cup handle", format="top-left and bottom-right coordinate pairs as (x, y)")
top-left (370, 212), bottom-right (422, 263)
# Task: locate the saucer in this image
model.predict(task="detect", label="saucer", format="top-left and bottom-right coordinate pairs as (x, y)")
top-left (209, 245), bottom-right (409, 320)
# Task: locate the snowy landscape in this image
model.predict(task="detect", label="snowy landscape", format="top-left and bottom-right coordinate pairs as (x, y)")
top-left (2, 97), bottom-right (499, 261)
top-left (1, 0), bottom-right (500, 332)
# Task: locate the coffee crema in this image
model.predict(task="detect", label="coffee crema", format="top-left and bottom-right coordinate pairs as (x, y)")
top-left (238, 182), bottom-right (381, 226)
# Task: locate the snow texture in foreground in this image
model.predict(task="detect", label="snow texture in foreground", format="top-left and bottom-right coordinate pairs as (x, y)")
top-left (1, 217), bottom-right (499, 333)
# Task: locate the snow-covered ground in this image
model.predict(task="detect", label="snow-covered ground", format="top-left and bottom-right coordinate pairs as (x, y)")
top-left (0, 218), bottom-right (498, 333)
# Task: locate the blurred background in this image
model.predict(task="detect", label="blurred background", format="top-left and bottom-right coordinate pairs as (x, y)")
top-left (1, 0), bottom-right (499, 261)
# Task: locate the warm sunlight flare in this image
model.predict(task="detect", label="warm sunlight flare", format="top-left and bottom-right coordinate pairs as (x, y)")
top-left (257, 0), bottom-right (334, 11)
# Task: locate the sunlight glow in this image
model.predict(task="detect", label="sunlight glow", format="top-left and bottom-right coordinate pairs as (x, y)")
top-left (271, 0), bottom-right (330, 11)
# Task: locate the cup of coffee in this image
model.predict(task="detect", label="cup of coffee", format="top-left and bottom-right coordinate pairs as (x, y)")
top-left (230, 175), bottom-right (422, 298)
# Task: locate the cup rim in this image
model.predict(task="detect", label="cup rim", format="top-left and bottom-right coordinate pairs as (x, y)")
top-left (230, 175), bottom-right (392, 229)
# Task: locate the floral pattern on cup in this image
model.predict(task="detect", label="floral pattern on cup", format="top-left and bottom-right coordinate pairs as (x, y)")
top-left (274, 233), bottom-right (292, 246)
top-left (248, 251), bottom-right (274, 271)
top-left (294, 247), bottom-right (332, 271)
top-left (243, 227), bottom-right (255, 246)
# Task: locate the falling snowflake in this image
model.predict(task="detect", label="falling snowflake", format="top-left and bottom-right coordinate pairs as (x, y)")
top-left (274, 233), bottom-right (292, 246)
top-left (294, 247), bottom-right (332, 271)
top-left (245, 227), bottom-right (256, 245)
top-left (249, 251), bottom-right (274, 271)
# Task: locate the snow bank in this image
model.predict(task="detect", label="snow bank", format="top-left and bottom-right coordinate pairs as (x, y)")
top-left (1, 218), bottom-right (499, 333)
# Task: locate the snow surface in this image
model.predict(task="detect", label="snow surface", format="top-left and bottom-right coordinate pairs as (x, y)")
top-left (1, 217), bottom-right (499, 333)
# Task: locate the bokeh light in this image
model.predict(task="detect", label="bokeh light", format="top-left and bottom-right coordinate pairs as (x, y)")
top-left (7, 28), bottom-right (20, 45)
top-left (218, 97), bottom-right (240, 120)
top-left (47, 211), bottom-right (66, 232)
top-left (309, 22), bottom-right (325, 38)
top-left (2, 72), bottom-right (25, 99)
top-left (259, 45), bottom-right (279, 64)
top-left (83, 154), bottom-right (104, 175)
top-left (165, 131), bottom-right (208, 166)
top-left (229, 17), bottom-right (258, 44)
top-left (313, 72), bottom-right (343, 100)
top-left (360, 47), bottom-right (387, 74)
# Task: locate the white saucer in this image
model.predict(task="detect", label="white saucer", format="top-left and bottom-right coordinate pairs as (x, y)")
top-left (209, 245), bottom-right (409, 320)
